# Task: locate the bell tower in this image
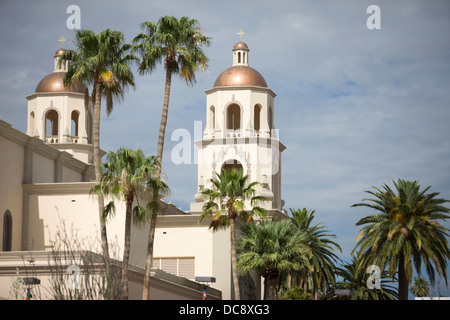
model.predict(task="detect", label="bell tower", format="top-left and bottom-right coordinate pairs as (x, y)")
top-left (190, 39), bottom-right (287, 218)
top-left (26, 37), bottom-right (95, 164)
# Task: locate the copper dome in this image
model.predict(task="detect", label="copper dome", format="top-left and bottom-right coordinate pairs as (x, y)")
top-left (233, 41), bottom-right (249, 50)
top-left (54, 48), bottom-right (66, 57)
top-left (35, 72), bottom-right (85, 94)
top-left (214, 65), bottom-right (268, 88)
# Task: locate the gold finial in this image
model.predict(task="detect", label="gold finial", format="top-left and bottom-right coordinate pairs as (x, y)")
top-left (237, 28), bottom-right (245, 41)
top-left (58, 34), bottom-right (67, 48)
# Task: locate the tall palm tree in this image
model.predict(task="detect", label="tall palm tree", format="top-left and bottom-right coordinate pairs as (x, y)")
top-left (199, 168), bottom-right (267, 300)
top-left (91, 147), bottom-right (169, 300)
top-left (237, 220), bottom-right (311, 300)
top-left (132, 16), bottom-right (210, 300)
top-left (288, 208), bottom-right (342, 299)
top-left (352, 179), bottom-right (450, 300)
top-left (60, 29), bottom-right (137, 270)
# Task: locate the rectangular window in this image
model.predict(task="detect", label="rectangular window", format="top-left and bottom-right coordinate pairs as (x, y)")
top-left (152, 257), bottom-right (195, 280)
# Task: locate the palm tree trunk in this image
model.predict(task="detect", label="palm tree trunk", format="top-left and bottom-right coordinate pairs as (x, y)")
top-left (398, 253), bottom-right (409, 300)
top-left (142, 193), bottom-right (158, 300)
top-left (229, 216), bottom-right (241, 300)
top-left (121, 198), bottom-right (133, 300)
top-left (264, 275), bottom-right (279, 300)
top-left (142, 65), bottom-right (173, 300)
top-left (286, 274), bottom-right (292, 290)
top-left (314, 291), bottom-right (319, 300)
top-left (156, 64), bottom-right (172, 164)
top-left (93, 81), bottom-right (110, 270)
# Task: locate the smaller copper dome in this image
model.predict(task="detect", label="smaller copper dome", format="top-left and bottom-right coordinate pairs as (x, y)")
top-left (54, 48), bottom-right (66, 57)
top-left (35, 72), bottom-right (85, 93)
top-left (233, 41), bottom-right (249, 50)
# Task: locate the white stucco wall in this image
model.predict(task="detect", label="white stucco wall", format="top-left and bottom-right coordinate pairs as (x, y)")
top-left (0, 135), bottom-right (24, 251)
top-left (1, 120), bottom-right (95, 251)
top-left (152, 215), bottom-right (234, 299)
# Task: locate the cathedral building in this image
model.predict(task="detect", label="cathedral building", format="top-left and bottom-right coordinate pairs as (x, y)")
top-left (0, 39), bottom-right (286, 300)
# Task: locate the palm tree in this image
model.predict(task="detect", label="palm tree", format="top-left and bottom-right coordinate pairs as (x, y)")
top-left (352, 179), bottom-right (450, 300)
top-left (288, 208), bottom-right (342, 299)
top-left (333, 256), bottom-right (398, 300)
top-left (91, 147), bottom-right (169, 300)
top-left (199, 168), bottom-right (267, 299)
top-left (60, 29), bottom-right (137, 268)
top-left (132, 16), bottom-right (210, 300)
top-left (237, 220), bottom-right (311, 300)
top-left (410, 276), bottom-right (431, 298)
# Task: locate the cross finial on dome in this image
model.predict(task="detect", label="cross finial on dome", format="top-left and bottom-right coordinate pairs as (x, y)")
top-left (237, 28), bottom-right (245, 41)
top-left (58, 34), bottom-right (67, 48)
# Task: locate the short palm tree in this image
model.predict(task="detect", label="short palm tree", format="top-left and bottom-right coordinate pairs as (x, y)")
top-left (352, 179), bottom-right (450, 300)
top-left (61, 29), bottom-right (137, 267)
top-left (91, 147), bottom-right (169, 300)
top-left (132, 16), bottom-right (210, 300)
top-left (334, 256), bottom-right (398, 300)
top-left (199, 168), bottom-right (267, 300)
top-left (288, 208), bottom-right (342, 299)
top-left (237, 220), bottom-right (311, 300)
top-left (410, 276), bottom-right (431, 298)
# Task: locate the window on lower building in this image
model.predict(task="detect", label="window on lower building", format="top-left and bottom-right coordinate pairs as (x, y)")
top-left (2, 210), bottom-right (12, 251)
top-left (152, 257), bottom-right (195, 280)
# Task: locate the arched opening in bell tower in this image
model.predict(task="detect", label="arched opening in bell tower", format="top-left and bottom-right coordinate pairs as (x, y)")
top-left (254, 104), bottom-right (261, 132)
top-left (268, 107), bottom-right (274, 135)
top-left (221, 159), bottom-right (243, 174)
top-left (45, 109), bottom-right (59, 143)
top-left (29, 111), bottom-right (35, 136)
top-left (87, 111), bottom-right (93, 144)
top-left (71, 110), bottom-right (80, 141)
top-left (209, 106), bottom-right (215, 130)
top-left (226, 104), bottom-right (241, 131)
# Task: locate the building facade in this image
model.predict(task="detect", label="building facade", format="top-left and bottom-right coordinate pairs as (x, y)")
top-left (0, 40), bottom-right (286, 300)
top-left (156, 41), bottom-right (288, 299)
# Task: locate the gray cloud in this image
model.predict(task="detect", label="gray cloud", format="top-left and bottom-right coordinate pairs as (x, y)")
top-left (1, 0), bottom-right (450, 295)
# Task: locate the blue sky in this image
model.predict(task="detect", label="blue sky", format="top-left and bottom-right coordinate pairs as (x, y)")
top-left (1, 0), bottom-right (450, 297)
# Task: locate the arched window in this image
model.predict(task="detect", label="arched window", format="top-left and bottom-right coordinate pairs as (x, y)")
top-left (268, 107), bottom-right (273, 130)
top-left (209, 106), bottom-right (215, 130)
top-left (227, 104), bottom-right (241, 130)
top-left (29, 111), bottom-right (35, 136)
top-left (45, 109), bottom-right (59, 142)
top-left (3, 210), bottom-right (12, 251)
top-left (254, 104), bottom-right (261, 132)
top-left (87, 111), bottom-right (93, 144)
top-left (71, 110), bottom-right (79, 138)
top-left (221, 159), bottom-right (243, 174)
